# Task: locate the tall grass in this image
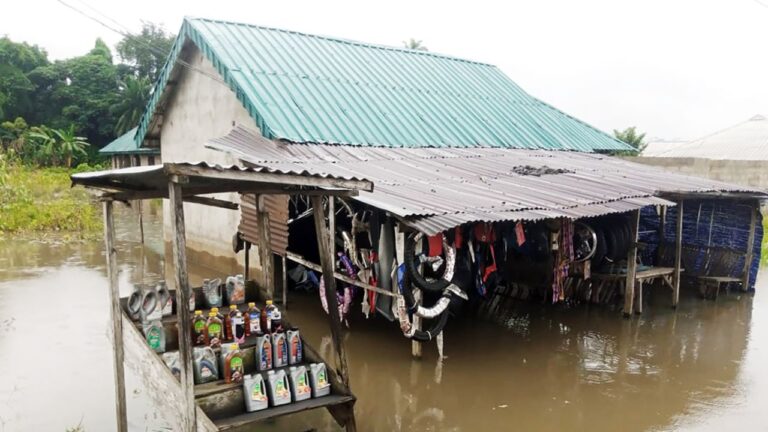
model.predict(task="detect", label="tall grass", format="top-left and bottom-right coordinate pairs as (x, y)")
top-left (0, 159), bottom-right (102, 238)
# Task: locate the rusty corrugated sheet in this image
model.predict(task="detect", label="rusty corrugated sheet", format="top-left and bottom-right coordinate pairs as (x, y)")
top-left (210, 126), bottom-right (767, 235)
top-left (239, 194), bottom-right (289, 256)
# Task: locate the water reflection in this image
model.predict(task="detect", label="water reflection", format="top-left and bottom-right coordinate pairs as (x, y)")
top-left (0, 205), bottom-right (764, 431)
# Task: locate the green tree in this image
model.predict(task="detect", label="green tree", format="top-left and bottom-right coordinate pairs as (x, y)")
top-left (403, 38), bottom-right (428, 51)
top-left (53, 125), bottom-right (90, 167)
top-left (0, 117), bottom-right (29, 154)
top-left (116, 22), bottom-right (175, 82)
top-left (28, 125), bottom-right (58, 165)
top-left (112, 75), bottom-right (150, 135)
top-left (613, 127), bottom-right (647, 153)
top-left (0, 37), bottom-right (50, 121)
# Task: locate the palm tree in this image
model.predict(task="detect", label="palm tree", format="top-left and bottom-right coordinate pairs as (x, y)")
top-left (113, 76), bottom-right (150, 136)
top-left (403, 38), bottom-right (428, 51)
top-left (53, 125), bottom-right (89, 167)
top-left (613, 127), bottom-right (647, 153)
top-left (28, 126), bottom-right (59, 166)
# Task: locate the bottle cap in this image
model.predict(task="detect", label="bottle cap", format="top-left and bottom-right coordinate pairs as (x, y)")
top-left (194, 310), bottom-right (202, 315)
top-left (230, 343), bottom-right (238, 350)
top-left (211, 307), bottom-right (219, 312)
top-left (230, 305), bottom-right (237, 310)
top-left (266, 300), bottom-right (273, 305)
top-left (208, 312), bottom-right (215, 317)
top-left (248, 302), bottom-right (255, 307)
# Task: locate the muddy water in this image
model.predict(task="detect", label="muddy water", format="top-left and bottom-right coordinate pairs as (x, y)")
top-left (0, 207), bottom-right (766, 431)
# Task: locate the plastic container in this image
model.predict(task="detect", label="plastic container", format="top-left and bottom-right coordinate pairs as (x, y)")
top-left (266, 369), bottom-right (291, 407)
top-left (226, 274), bottom-right (246, 305)
top-left (192, 310), bottom-right (206, 346)
top-left (156, 282), bottom-right (172, 317)
top-left (205, 312), bottom-right (223, 348)
top-left (255, 332), bottom-right (273, 371)
top-left (203, 278), bottom-right (222, 308)
top-left (246, 302), bottom-right (260, 336)
top-left (288, 365), bottom-right (312, 402)
top-left (225, 304), bottom-right (238, 340)
top-left (143, 320), bottom-right (165, 353)
top-left (309, 363), bottom-right (331, 397)
top-left (232, 311), bottom-right (246, 344)
top-left (161, 352), bottom-right (180, 379)
top-left (243, 374), bottom-right (268, 412)
top-left (193, 346), bottom-right (219, 384)
top-left (223, 343), bottom-right (244, 384)
top-left (139, 287), bottom-right (160, 323)
top-left (272, 330), bottom-right (288, 368)
top-left (271, 309), bottom-right (283, 333)
top-left (261, 300), bottom-right (276, 333)
top-left (287, 328), bottom-right (303, 365)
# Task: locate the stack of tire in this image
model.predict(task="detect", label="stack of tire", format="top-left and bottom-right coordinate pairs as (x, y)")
top-left (589, 214), bottom-right (633, 268)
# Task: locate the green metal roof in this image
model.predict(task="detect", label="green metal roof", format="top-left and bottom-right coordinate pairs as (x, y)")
top-left (136, 17), bottom-right (631, 152)
top-left (100, 128), bottom-right (159, 155)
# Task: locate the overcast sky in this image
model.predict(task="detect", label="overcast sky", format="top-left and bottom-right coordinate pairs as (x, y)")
top-left (3, 0), bottom-right (767, 140)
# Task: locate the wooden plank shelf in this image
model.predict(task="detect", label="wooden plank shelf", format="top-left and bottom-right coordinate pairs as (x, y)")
top-left (194, 364), bottom-right (315, 398)
top-left (213, 395), bottom-right (355, 430)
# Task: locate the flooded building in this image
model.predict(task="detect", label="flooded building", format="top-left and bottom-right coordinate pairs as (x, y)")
top-left (100, 127), bottom-right (160, 169)
top-left (121, 17), bottom-right (765, 328)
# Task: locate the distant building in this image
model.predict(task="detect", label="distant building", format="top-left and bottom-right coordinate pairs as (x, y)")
top-left (634, 115), bottom-right (768, 188)
top-left (99, 127), bottom-right (160, 169)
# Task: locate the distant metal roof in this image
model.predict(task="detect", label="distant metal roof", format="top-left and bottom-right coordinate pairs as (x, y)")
top-left (209, 126), bottom-right (764, 234)
top-left (640, 139), bottom-right (688, 157)
top-left (135, 17), bottom-right (631, 152)
top-left (646, 115), bottom-right (768, 160)
top-left (99, 128), bottom-right (159, 156)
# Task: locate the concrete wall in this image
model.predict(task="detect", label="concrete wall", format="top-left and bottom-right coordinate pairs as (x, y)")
top-left (629, 156), bottom-right (768, 189)
top-left (159, 47), bottom-right (261, 265)
top-left (110, 153), bottom-right (159, 169)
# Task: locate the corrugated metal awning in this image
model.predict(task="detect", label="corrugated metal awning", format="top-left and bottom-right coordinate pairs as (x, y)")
top-left (208, 126), bottom-right (766, 235)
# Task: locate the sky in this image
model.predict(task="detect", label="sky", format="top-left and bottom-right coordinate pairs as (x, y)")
top-left (2, 0), bottom-right (768, 141)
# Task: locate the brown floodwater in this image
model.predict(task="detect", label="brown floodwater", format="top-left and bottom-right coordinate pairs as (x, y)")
top-left (0, 207), bottom-right (766, 431)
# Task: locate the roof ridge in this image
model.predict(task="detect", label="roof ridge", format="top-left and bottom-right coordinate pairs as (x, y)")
top-left (185, 16), bottom-right (496, 67)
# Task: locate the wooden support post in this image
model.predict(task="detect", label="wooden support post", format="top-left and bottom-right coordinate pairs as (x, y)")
top-left (742, 203), bottom-right (758, 292)
top-left (657, 205), bottom-right (666, 264)
top-left (138, 199), bottom-right (145, 245)
top-left (411, 234), bottom-right (423, 359)
top-left (311, 196), bottom-right (352, 387)
top-left (168, 179), bottom-right (196, 432)
top-left (672, 200), bottom-right (684, 308)
top-left (623, 209), bottom-right (641, 318)
top-left (244, 241), bottom-right (250, 281)
top-left (256, 195), bottom-right (273, 299)
top-left (103, 200), bottom-right (128, 432)
top-left (635, 280), bottom-right (643, 314)
top-left (282, 254), bottom-right (288, 309)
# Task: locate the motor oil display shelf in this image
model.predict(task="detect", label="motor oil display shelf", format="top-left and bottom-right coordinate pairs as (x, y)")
top-left (121, 284), bottom-right (353, 430)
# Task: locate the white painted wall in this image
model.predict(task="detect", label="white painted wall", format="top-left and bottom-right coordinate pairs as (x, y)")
top-left (159, 47), bottom-right (260, 261)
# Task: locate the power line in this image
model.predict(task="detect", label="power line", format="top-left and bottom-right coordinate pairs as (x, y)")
top-left (56, 0), bottom-right (229, 87)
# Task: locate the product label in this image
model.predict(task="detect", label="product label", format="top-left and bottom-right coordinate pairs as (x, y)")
top-left (229, 357), bottom-right (244, 383)
top-left (251, 382), bottom-right (266, 401)
top-left (249, 313), bottom-right (260, 333)
top-left (297, 373), bottom-right (310, 395)
top-left (275, 379), bottom-right (289, 398)
top-left (260, 343), bottom-right (272, 369)
top-left (146, 327), bottom-right (162, 350)
top-left (201, 366), bottom-right (212, 378)
top-left (318, 370), bottom-right (327, 386)
top-left (194, 321), bottom-right (205, 332)
top-left (208, 323), bottom-right (222, 336)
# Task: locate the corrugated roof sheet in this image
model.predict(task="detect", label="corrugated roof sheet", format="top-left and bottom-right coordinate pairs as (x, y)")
top-left (99, 128), bottom-right (159, 155)
top-left (136, 17), bottom-right (630, 152)
top-left (209, 126), bottom-right (765, 234)
top-left (647, 115), bottom-right (768, 160)
top-left (640, 139), bottom-right (687, 157)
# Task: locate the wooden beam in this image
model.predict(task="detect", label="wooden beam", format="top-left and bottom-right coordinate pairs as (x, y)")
top-left (244, 241), bottom-right (250, 281)
top-left (742, 202), bottom-right (758, 292)
top-left (165, 162), bottom-right (373, 192)
top-left (102, 186), bottom-right (358, 203)
top-left (256, 195), bottom-right (274, 299)
top-left (656, 205), bottom-right (666, 264)
top-left (623, 209), bottom-right (641, 318)
top-left (286, 252), bottom-right (398, 298)
top-left (185, 195), bottom-right (239, 210)
top-left (672, 200), bottom-right (684, 308)
top-left (103, 200), bottom-right (128, 432)
top-left (311, 195), bottom-right (352, 390)
top-left (168, 179), bottom-right (196, 431)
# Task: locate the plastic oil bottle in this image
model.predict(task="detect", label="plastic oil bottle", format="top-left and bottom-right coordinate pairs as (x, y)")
top-left (310, 363), bottom-right (331, 397)
top-left (261, 300), bottom-right (276, 333)
top-left (289, 365), bottom-right (312, 402)
top-left (243, 374), bottom-right (268, 412)
top-left (246, 302), bottom-right (260, 336)
top-left (272, 329), bottom-right (288, 368)
top-left (143, 319), bottom-right (165, 353)
top-left (223, 343), bottom-right (244, 384)
top-left (193, 346), bottom-right (219, 384)
top-left (225, 304), bottom-right (238, 340)
top-left (231, 311), bottom-right (246, 344)
top-left (255, 332), bottom-right (273, 371)
top-left (287, 328), bottom-right (303, 364)
top-left (266, 369), bottom-right (291, 407)
top-left (205, 311), bottom-right (223, 348)
top-left (192, 310), bottom-right (207, 346)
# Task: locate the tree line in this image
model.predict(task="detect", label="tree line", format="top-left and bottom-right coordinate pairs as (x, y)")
top-left (0, 23), bottom-right (173, 167)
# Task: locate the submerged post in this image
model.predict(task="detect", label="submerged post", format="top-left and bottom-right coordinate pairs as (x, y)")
top-left (310, 196), bottom-right (352, 387)
top-left (103, 199), bottom-right (128, 432)
top-left (168, 178), bottom-right (196, 431)
top-left (742, 202), bottom-right (758, 292)
top-left (672, 200), bottom-right (684, 308)
top-left (657, 205), bottom-right (667, 264)
top-left (623, 209), bottom-right (641, 317)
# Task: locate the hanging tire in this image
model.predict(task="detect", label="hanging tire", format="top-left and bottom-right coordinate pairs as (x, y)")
top-left (410, 309), bottom-right (450, 342)
top-left (404, 232), bottom-right (452, 292)
top-left (592, 225), bottom-right (607, 266)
